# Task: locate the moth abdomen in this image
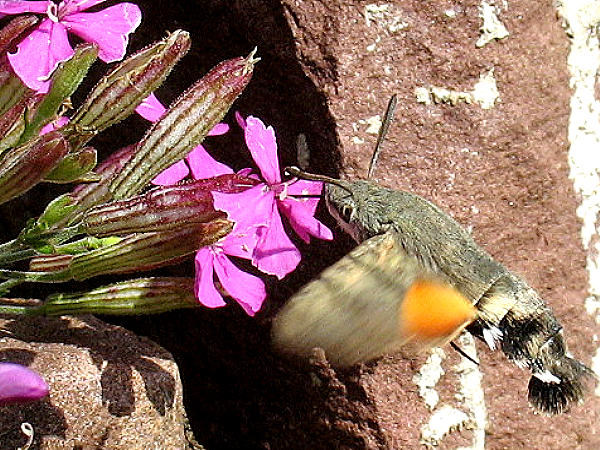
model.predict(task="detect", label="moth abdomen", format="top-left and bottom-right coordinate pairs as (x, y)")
top-left (527, 355), bottom-right (595, 415)
top-left (491, 297), bottom-right (596, 414)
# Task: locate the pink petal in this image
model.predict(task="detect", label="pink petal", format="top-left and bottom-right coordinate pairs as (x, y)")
top-left (243, 116), bottom-right (282, 185)
top-left (253, 203), bottom-right (302, 279)
top-left (213, 252), bottom-right (266, 316)
top-left (234, 111), bottom-right (246, 129)
top-left (208, 123), bottom-right (229, 136)
top-left (213, 184), bottom-right (272, 230)
top-left (39, 115), bottom-right (70, 135)
top-left (194, 248), bottom-right (227, 309)
top-left (186, 144), bottom-right (233, 180)
top-left (213, 186), bottom-right (273, 259)
top-left (237, 168), bottom-right (255, 177)
top-left (135, 92), bottom-right (166, 122)
top-left (285, 179), bottom-right (324, 216)
top-left (151, 159), bottom-right (189, 185)
top-left (0, 362), bottom-right (49, 406)
top-left (279, 197), bottom-right (333, 243)
top-left (220, 223), bottom-right (260, 261)
top-left (286, 178), bottom-right (324, 196)
top-left (62, 3), bottom-right (142, 62)
top-left (61, 0), bottom-right (110, 14)
top-left (8, 19), bottom-right (73, 93)
top-left (0, 1), bottom-right (49, 15)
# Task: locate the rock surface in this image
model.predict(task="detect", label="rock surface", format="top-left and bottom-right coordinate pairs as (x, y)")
top-left (0, 315), bottom-right (186, 449)
top-left (123, 0), bottom-right (597, 448)
top-left (2, 0), bottom-right (599, 449)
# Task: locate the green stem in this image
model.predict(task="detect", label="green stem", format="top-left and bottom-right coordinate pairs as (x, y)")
top-left (0, 268), bottom-right (71, 283)
top-left (0, 239), bottom-right (36, 265)
top-left (0, 304), bottom-right (39, 315)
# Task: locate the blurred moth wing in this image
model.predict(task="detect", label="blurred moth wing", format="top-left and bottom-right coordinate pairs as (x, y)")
top-left (272, 231), bottom-right (477, 366)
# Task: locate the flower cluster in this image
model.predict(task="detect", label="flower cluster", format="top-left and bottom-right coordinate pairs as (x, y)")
top-left (137, 95), bottom-right (333, 315)
top-left (0, 2), bottom-right (333, 411)
top-left (0, 0), bottom-right (141, 92)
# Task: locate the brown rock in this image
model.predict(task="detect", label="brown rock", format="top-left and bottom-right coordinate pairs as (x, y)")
top-left (3, 0), bottom-right (596, 448)
top-left (138, 0), bottom-right (597, 448)
top-left (0, 315), bottom-right (186, 449)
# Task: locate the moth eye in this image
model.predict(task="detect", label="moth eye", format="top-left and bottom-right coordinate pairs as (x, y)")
top-left (340, 205), bottom-right (353, 223)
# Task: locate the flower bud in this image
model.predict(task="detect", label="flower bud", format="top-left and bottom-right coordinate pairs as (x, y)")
top-left (0, 16), bottom-right (39, 55)
top-left (0, 17), bottom-right (37, 117)
top-left (0, 131), bottom-right (69, 205)
top-left (1, 220), bottom-right (231, 283)
top-left (82, 173), bottom-right (258, 235)
top-left (109, 49), bottom-right (259, 199)
top-left (67, 30), bottom-right (191, 148)
top-left (42, 277), bottom-right (197, 315)
top-left (0, 94), bottom-right (27, 154)
top-left (0, 362), bottom-right (48, 406)
top-left (69, 220), bottom-right (233, 280)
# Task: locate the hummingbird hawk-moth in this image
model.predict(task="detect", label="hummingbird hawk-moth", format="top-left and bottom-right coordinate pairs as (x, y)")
top-left (272, 98), bottom-right (595, 415)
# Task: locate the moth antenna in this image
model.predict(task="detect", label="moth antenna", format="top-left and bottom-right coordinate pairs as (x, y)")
top-left (450, 341), bottom-right (479, 366)
top-left (296, 133), bottom-right (310, 170)
top-left (367, 94), bottom-right (398, 179)
top-left (285, 166), bottom-right (354, 194)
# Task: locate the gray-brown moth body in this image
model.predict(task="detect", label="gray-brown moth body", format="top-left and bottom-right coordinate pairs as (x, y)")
top-left (273, 171), bottom-right (595, 415)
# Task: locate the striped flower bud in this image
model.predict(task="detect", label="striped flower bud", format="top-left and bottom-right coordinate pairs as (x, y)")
top-left (0, 131), bottom-right (69, 205)
top-left (2, 219), bottom-right (233, 283)
top-left (109, 49), bottom-right (259, 199)
top-left (67, 30), bottom-right (191, 149)
top-left (82, 173), bottom-right (258, 236)
top-left (41, 277), bottom-right (197, 316)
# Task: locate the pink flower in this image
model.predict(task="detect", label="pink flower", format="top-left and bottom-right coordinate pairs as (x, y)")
top-left (138, 94), bottom-right (264, 314)
top-left (212, 114), bottom-right (333, 279)
top-left (194, 221), bottom-right (266, 316)
top-left (135, 93), bottom-right (231, 184)
top-left (149, 106), bottom-right (332, 315)
top-left (0, 0), bottom-right (142, 92)
top-left (0, 362), bottom-right (49, 406)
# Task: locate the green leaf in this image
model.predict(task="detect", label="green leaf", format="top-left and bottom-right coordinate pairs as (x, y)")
top-left (18, 44), bottom-right (98, 144)
top-left (37, 194), bottom-right (79, 229)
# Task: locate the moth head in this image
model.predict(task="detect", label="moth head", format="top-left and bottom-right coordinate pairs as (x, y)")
top-left (285, 166), bottom-right (364, 241)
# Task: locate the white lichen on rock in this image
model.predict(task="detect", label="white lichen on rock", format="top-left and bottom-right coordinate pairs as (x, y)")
top-left (415, 69), bottom-right (500, 109)
top-left (455, 333), bottom-right (487, 450)
top-left (430, 87), bottom-right (473, 106)
top-left (364, 4), bottom-right (408, 33)
top-left (420, 405), bottom-right (470, 447)
top-left (472, 69), bottom-right (500, 109)
top-left (556, 0), bottom-right (600, 399)
top-left (414, 87), bottom-right (432, 105)
top-left (477, 1), bottom-right (509, 48)
top-left (413, 348), bottom-right (445, 410)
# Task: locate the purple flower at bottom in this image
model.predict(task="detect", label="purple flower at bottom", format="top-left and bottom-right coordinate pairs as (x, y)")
top-left (0, 0), bottom-right (142, 92)
top-left (0, 362), bottom-right (49, 406)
